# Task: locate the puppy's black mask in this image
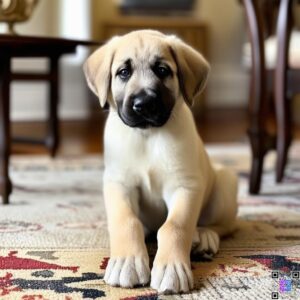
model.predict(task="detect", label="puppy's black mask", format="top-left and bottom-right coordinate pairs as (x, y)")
top-left (116, 83), bottom-right (175, 129)
top-left (110, 56), bottom-right (178, 128)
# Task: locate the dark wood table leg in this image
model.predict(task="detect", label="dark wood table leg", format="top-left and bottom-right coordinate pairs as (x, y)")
top-left (0, 53), bottom-right (12, 204)
top-left (275, 0), bottom-right (293, 183)
top-left (243, 0), bottom-right (273, 194)
top-left (46, 56), bottom-right (60, 157)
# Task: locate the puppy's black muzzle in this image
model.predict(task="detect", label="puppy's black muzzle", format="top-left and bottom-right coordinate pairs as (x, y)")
top-left (117, 87), bottom-right (174, 129)
top-left (132, 90), bottom-right (159, 119)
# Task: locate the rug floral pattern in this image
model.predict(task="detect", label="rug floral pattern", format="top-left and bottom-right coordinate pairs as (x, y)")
top-left (0, 143), bottom-right (300, 299)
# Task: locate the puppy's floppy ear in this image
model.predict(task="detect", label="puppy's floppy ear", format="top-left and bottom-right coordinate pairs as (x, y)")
top-left (83, 37), bottom-right (119, 108)
top-left (168, 36), bottom-right (210, 106)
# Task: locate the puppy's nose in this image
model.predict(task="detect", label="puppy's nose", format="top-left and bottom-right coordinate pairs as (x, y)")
top-left (132, 91), bottom-right (158, 116)
top-left (132, 98), bottom-right (156, 114)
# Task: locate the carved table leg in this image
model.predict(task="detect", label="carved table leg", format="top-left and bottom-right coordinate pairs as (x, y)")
top-left (46, 56), bottom-right (60, 157)
top-left (0, 52), bottom-right (12, 204)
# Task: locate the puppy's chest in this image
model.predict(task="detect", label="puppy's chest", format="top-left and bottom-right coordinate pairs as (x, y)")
top-left (139, 166), bottom-right (163, 201)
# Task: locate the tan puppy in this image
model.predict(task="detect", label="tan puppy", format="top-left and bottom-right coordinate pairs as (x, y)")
top-left (84, 30), bottom-right (238, 294)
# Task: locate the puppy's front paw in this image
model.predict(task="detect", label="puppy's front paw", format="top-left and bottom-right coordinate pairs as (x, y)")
top-left (151, 262), bottom-right (193, 294)
top-left (192, 227), bottom-right (220, 257)
top-left (104, 256), bottom-right (150, 288)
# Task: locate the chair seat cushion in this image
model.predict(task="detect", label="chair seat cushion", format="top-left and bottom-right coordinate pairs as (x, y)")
top-left (242, 30), bottom-right (300, 69)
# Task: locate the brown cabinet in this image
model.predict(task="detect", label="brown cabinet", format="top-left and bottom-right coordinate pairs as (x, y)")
top-left (101, 17), bottom-right (209, 118)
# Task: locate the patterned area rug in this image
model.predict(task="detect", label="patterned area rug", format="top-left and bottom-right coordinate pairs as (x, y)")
top-left (1, 143), bottom-right (300, 300)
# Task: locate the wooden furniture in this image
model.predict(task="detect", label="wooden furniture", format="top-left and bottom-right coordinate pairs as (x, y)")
top-left (101, 17), bottom-right (209, 117)
top-left (0, 35), bottom-right (98, 204)
top-left (242, 0), bottom-right (300, 194)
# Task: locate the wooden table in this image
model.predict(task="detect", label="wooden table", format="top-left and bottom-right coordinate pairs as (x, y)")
top-left (0, 35), bottom-right (98, 204)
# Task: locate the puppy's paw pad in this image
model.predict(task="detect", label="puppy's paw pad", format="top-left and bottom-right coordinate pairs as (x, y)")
top-left (151, 262), bottom-right (193, 294)
top-left (192, 228), bottom-right (220, 256)
top-left (104, 256), bottom-right (150, 288)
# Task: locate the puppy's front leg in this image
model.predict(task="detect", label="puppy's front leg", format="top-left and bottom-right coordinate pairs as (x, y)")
top-left (103, 182), bottom-right (150, 287)
top-left (151, 188), bottom-right (203, 294)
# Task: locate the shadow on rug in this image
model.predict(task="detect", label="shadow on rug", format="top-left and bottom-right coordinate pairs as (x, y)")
top-left (0, 143), bottom-right (300, 299)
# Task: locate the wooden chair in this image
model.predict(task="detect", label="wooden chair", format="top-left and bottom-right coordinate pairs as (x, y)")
top-left (242, 0), bottom-right (300, 194)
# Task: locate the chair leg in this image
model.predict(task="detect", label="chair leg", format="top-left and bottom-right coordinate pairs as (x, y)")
top-left (275, 101), bottom-right (292, 182)
top-left (250, 158), bottom-right (263, 194)
top-left (274, 0), bottom-right (293, 183)
top-left (243, 0), bottom-right (270, 194)
top-left (248, 131), bottom-right (264, 194)
top-left (248, 128), bottom-right (275, 194)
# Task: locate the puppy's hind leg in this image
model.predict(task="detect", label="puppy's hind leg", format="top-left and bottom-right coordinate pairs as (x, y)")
top-left (193, 166), bottom-right (238, 257)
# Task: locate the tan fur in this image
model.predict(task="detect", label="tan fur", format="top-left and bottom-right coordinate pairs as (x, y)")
top-left (84, 30), bottom-right (238, 294)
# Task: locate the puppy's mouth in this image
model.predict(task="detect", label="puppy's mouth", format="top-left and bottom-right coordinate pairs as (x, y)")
top-left (117, 108), bottom-right (171, 129)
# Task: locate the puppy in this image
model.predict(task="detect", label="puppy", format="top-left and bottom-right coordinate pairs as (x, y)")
top-left (84, 30), bottom-right (238, 294)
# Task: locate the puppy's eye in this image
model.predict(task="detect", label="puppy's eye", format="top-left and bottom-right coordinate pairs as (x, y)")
top-left (117, 68), bottom-right (131, 80)
top-left (154, 65), bottom-right (171, 79)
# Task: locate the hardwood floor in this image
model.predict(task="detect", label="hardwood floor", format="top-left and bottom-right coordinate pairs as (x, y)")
top-left (11, 108), bottom-right (300, 156)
